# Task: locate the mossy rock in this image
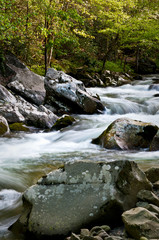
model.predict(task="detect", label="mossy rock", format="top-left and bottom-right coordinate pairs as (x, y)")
top-left (51, 115), bottom-right (76, 131)
top-left (92, 118), bottom-right (158, 150)
top-left (0, 116), bottom-right (9, 136)
top-left (0, 122), bottom-right (8, 135)
top-left (9, 123), bottom-right (30, 132)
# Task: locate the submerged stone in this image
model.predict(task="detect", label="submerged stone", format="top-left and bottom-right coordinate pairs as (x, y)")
top-left (92, 118), bottom-right (158, 150)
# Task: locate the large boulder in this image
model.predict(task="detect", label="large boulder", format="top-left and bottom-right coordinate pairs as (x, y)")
top-left (0, 115), bottom-right (10, 136)
top-left (12, 160), bottom-right (152, 237)
top-left (16, 96), bottom-right (58, 128)
top-left (0, 84), bottom-right (58, 128)
top-left (92, 118), bottom-right (158, 150)
top-left (0, 84), bottom-right (16, 103)
top-left (0, 52), bottom-right (45, 105)
top-left (44, 68), bottom-right (105, 114)
top-left (122, 207), bottom-right (159, 239)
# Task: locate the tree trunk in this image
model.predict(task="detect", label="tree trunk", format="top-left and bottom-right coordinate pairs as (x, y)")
top-left (45, 14), bottom-right (48, 75)
top-left (136, 45), bottom-right (140, 73)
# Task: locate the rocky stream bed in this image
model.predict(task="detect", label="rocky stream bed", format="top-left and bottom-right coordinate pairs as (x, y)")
top-left (0, 53), bottom-right (159, 240)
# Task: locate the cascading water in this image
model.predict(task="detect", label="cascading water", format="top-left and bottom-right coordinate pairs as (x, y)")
top-left (0, 75), bottom-right (159, 239)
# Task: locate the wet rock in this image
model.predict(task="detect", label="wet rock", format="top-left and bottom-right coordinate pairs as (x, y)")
top-left (0, 52), bottom-right (45, 105)
top-left (0, 102), bottom-right (25, 123)
top-left (149, 84), bottom-right (159, 91)
top-left (0, 84), bottom-right (16, 103)
top-left (136, 201), bottom-right (159, 218)
top-left (90, 226), bottom-right (110, 235)
top-left (101, 71), bottom-right (131, 87)
top-left (12, 160), bottom-right (152, 237)
top-left (44, 68), bottom-right (105, 114)
top-left (149, 130), bottom-right (159, 151)
top-left (5, 52), bottom-right (45, 105)
top-left (8, 80), bottom-right (45, 106)
top-left (97, 230), bottom-right (109, 238)
top-left (70, 233), bottom-right (81, 240)
top-left (153, 180), bottom-right (159, 190)
top-left (145, 167), bottom-right (159, 183)
top-left (16, 97), bottom-right (58, 128)
top-left (90, 226), bottom-right (109, 238)
top-left (122, 207), bottom-right (159, 239)
top-left (80, 229), bottom-right (90, 237)
top-left (51, 114), bottom-right (76, 130)
top-left (0, 116), bottom-right (10, 136)
top-left (0, 84), bottom-right (58, 128)
top-left (92, 118), bottom-right (158, 150)
top-left (137, 190), bottom-right (159, 207)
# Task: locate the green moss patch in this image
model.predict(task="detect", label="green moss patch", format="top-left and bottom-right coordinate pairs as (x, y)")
top-left (9, 123), bottom-right (30, 132)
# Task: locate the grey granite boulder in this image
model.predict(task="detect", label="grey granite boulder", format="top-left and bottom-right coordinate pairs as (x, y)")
top-left (0, 84), bottom-right (58, 128)
top-left (0, 52), bottom-right (45, 105)
top-left (0, 84), bottom-right (16, 103)
top-left (44, 68), bottom-right (105, 114)
top-left (12, 160), bottom-right (152, 237)
top-left (92, 118), bottom-right (158, 150)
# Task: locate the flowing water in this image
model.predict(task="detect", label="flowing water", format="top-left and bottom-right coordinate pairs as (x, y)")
top-left (0, 75), bottom-right (159, 239)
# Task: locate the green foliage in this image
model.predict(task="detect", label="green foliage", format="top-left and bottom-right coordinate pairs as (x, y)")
top-left (104, 61), bottom-right (133, 73)
top-left (30, 65), bottom-right (45, 76)
top-left (0, 0), bottom-right (158, 74)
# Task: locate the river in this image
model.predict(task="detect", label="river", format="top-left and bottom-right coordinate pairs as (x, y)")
top-left (0, 75), bottom-right (159, 239)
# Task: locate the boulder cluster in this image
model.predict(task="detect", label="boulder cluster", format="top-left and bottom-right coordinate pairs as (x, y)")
top-left (0, 53), bottom-right (105, 135)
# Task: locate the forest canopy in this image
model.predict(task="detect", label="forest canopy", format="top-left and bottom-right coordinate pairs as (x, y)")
top-left (0, 0), bottom-right (159, 75)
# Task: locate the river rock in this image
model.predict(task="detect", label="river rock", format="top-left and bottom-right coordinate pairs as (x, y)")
top-left (101, 71), bottom-right (131, 87)
top-left (122, 207), bottom-right (159, 239)
top-left (149, 84), bottom-right (159, 91)
top-left (145, 167), bottom-right (159, 183)
top-left (0, 115), bottom-right (10, 136)
top-left (0, 84), bottom-right (17, 103)
top-left (8, 79), bottom-right (45, 106)
top-left (44, 68), bottom-right (105, 114)
top-left (0, 84), bottom-right (58, 128)
top-left (137, 190), bottom-right (159, 207)
top-left (12, 160), bottom-right (152, 237)
top-left (0, 102), bottom-right (25, 123)
top-left (51, 114), bottom-right (76, 130)
top-left (149, 129), bottom-right (159, 151)
top-left (92, 118), bottom-right (158, 150)
top-left (136, 202), bottom-right (159, 218)
top-left (16, 96), bottom-right (58, 128)
top-left (0, 52), bottom-right (45, 105)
